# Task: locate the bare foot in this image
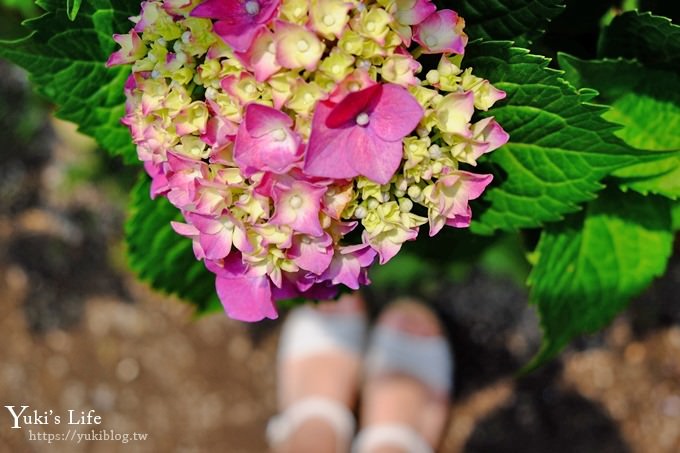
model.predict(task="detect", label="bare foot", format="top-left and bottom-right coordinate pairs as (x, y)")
top-left (358, 301), bottom-right (452, 452)
top-left (272, 293), bottom-right (367, 453)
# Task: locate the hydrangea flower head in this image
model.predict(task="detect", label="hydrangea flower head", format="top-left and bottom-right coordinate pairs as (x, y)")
top-left (110, 0), bottom-right (509, 321)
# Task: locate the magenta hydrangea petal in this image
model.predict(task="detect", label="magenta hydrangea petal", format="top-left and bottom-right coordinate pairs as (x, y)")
top-left (306, 83), bottom-right (423, 183)
top-left (472, 117), bottom-right (510, 153)
top-left (320, 244), bottom-right (376, 289)
top-left (191, 0), bottom-right (245, 19)
top-left (368, 84), bottom-right (423, 142)
top-left (199, 230), bottom-right (233, 259)
top-left (235, 29), bottom-right (281, 82)
top-left (215, 275), bottom-right (278, 321)
top-left (299, 282), bottom-right (338, 300)
top-left (289, 233), bottom-right (333, 274)
top-left (244, 103), bottom-right (293, 137)
top-left (106, 30), bottom-right (145, 67)
top-left (394, 0), bottom-right (437, 25)
top-left (234, 103), bottom-right (302, 175)
top-left (213, 22), bottom-right (262, 52)
top-left (346, 128), bottom-right (403, 184)
top-left (304, 101), bottom-right (361, 179)
top-left (427, 171), bottom-right (493, 235)
top-left (326, 84), bottom-right (382, 128)
top-left (413, 9), bottom-right (467, 54)
top-left (362, 227), bottom-right (418, 265)
top-left (270, 180), bottom-right (326, 236)
top-left (328, 69), bottom-right (375, 103)
top-left (201, 115), bottom-right (238, 148)
top-left (206, 253), bottom-right (251, 278)
top-left (187, 212), bottom-right (222, 234)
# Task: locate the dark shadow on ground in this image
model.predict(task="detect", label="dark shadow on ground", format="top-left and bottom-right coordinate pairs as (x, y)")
top-left (629, 252), bottom-right (680, 338)
top-left (464, 364), bottom-right (631, 453)
top-left (433, 270), bottom-right (541, 397)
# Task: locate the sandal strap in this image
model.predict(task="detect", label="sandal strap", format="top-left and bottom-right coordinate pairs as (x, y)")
top-left (266, 396), bottom-right (355, 451)
top-left (365, 324), bottom-right (453, 395)
top-left (278, 305), bottom-right (367, 361)
top-left (352, 424), bottom-right (434, 453)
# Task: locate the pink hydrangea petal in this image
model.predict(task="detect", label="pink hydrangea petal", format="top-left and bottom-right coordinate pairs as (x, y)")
top-left (244, 103), bottom-right (293, 137)
top-left (427, 171), bottom-right (493, 235)
top-left (233, 224), bottom-right (254, 254)
top-left (456, 171), bottom-right (493, 199)
top-left (445, 209), bottom-right (472, 228)
top-left (213, 22), bottom-right (262, 52)
top-left (270, 181), bottom-right (326, 236)
top-left (191, 0), bottom-right (247, 19)
top-left (413, 9), bottom-right (467, 54)
top-left (200, 230), bottom-right (233, 259)
top-left (235, 29), bottom-right (281, 82)
top-left (328, 69), bottom-right (376, 103)
top-left (188, 213), bottom-right (222, 234)
top-left (362, 227), bottom-right (418, 265)
top-left (369, 84), bottom-right (423, 142)
top-left (234, 104), bottom-right (301, 175)
top-left (206, 253), bottom-right (251, 278)
top-left (320, 244), bottom-right (376, 289)
top-left (473, 117), bottom-right (509, 152)
top-left (304, 102), bottom-right (360, 179)
top-left (271, 275), bottom-right (301, 300)
top-left (201, 115), bottom-right (238, 148)
top-left (300, 282), bottom-right (338, 300)
top-left (257, 0), bottom-right (282, 21)
top-left (326, 84), bottom-right (382, 128)
top-left (216, 275), bottom-right (278, 321)
top-left (306, 84), bottom-right (421, 183)
top-left (171, 220), bottom-right (200, 236)
top-left (289, 234), bottom-right (333, 274)
top-left (347, 128), bottom-right (403, 184)
top-left (395, 0), bottom-right (437, 25)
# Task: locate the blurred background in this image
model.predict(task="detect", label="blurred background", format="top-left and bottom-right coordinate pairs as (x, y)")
top-left (1, 0), bottom-right (679, 452)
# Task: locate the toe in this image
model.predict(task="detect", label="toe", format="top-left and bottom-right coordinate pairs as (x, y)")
top-left (378, 300), bottom-right (443, 337)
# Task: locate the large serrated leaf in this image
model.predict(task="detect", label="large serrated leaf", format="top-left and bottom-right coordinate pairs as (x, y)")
top-left (126, 175), bottom-right (223, 315)
top-left (463, 41), bottom-right (652, 234)
top-left (0, 0), bottom-right (138, 163)
top-left (455, 0), bottom-right (565, 42)
top-left (527, 188), bottom-right (674, 368)
top-left (558, 54), bottom-right (680, 199)
top-left (598, 10), bottom-right (680, 71)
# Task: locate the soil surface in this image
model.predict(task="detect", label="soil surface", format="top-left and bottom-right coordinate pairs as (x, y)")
top-left (1, 61), bottom-right (679, 453)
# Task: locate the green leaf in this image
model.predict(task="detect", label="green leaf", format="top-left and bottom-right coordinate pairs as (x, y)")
top-left (66, 0), bottom-right (82, 20)
top-left (463, 41), bottom-right (653, 234)
top-left (1, 0), bottom-right (39, 18)
top-left (672, 201), bottom-right (680, 230)
top-left (559, 54), bottom-right (680, 199)
top-left (455, 0), bottom-right (565, 42)
top-left (527, 188), bottom-right (674, 367)
top-left (598, 10), bottom-right (680, 71)
top-left (0, 0), bottom-right (138, 163)
top-left (126, 174), bottom-right (223, 315)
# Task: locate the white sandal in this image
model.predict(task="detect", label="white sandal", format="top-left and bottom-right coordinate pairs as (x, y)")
top-left (276, 303), bottom-right (368, 362)
top-left (353, 309), bottom-right (453, 453)
top-left (267, 396), bottom-right (356, 451)
top-left (352, 424), bottom-right (434, 453)
top-left (364, 323), bottom-right (453, 396)
top-left (268, 301), bottom-right (368, 451)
